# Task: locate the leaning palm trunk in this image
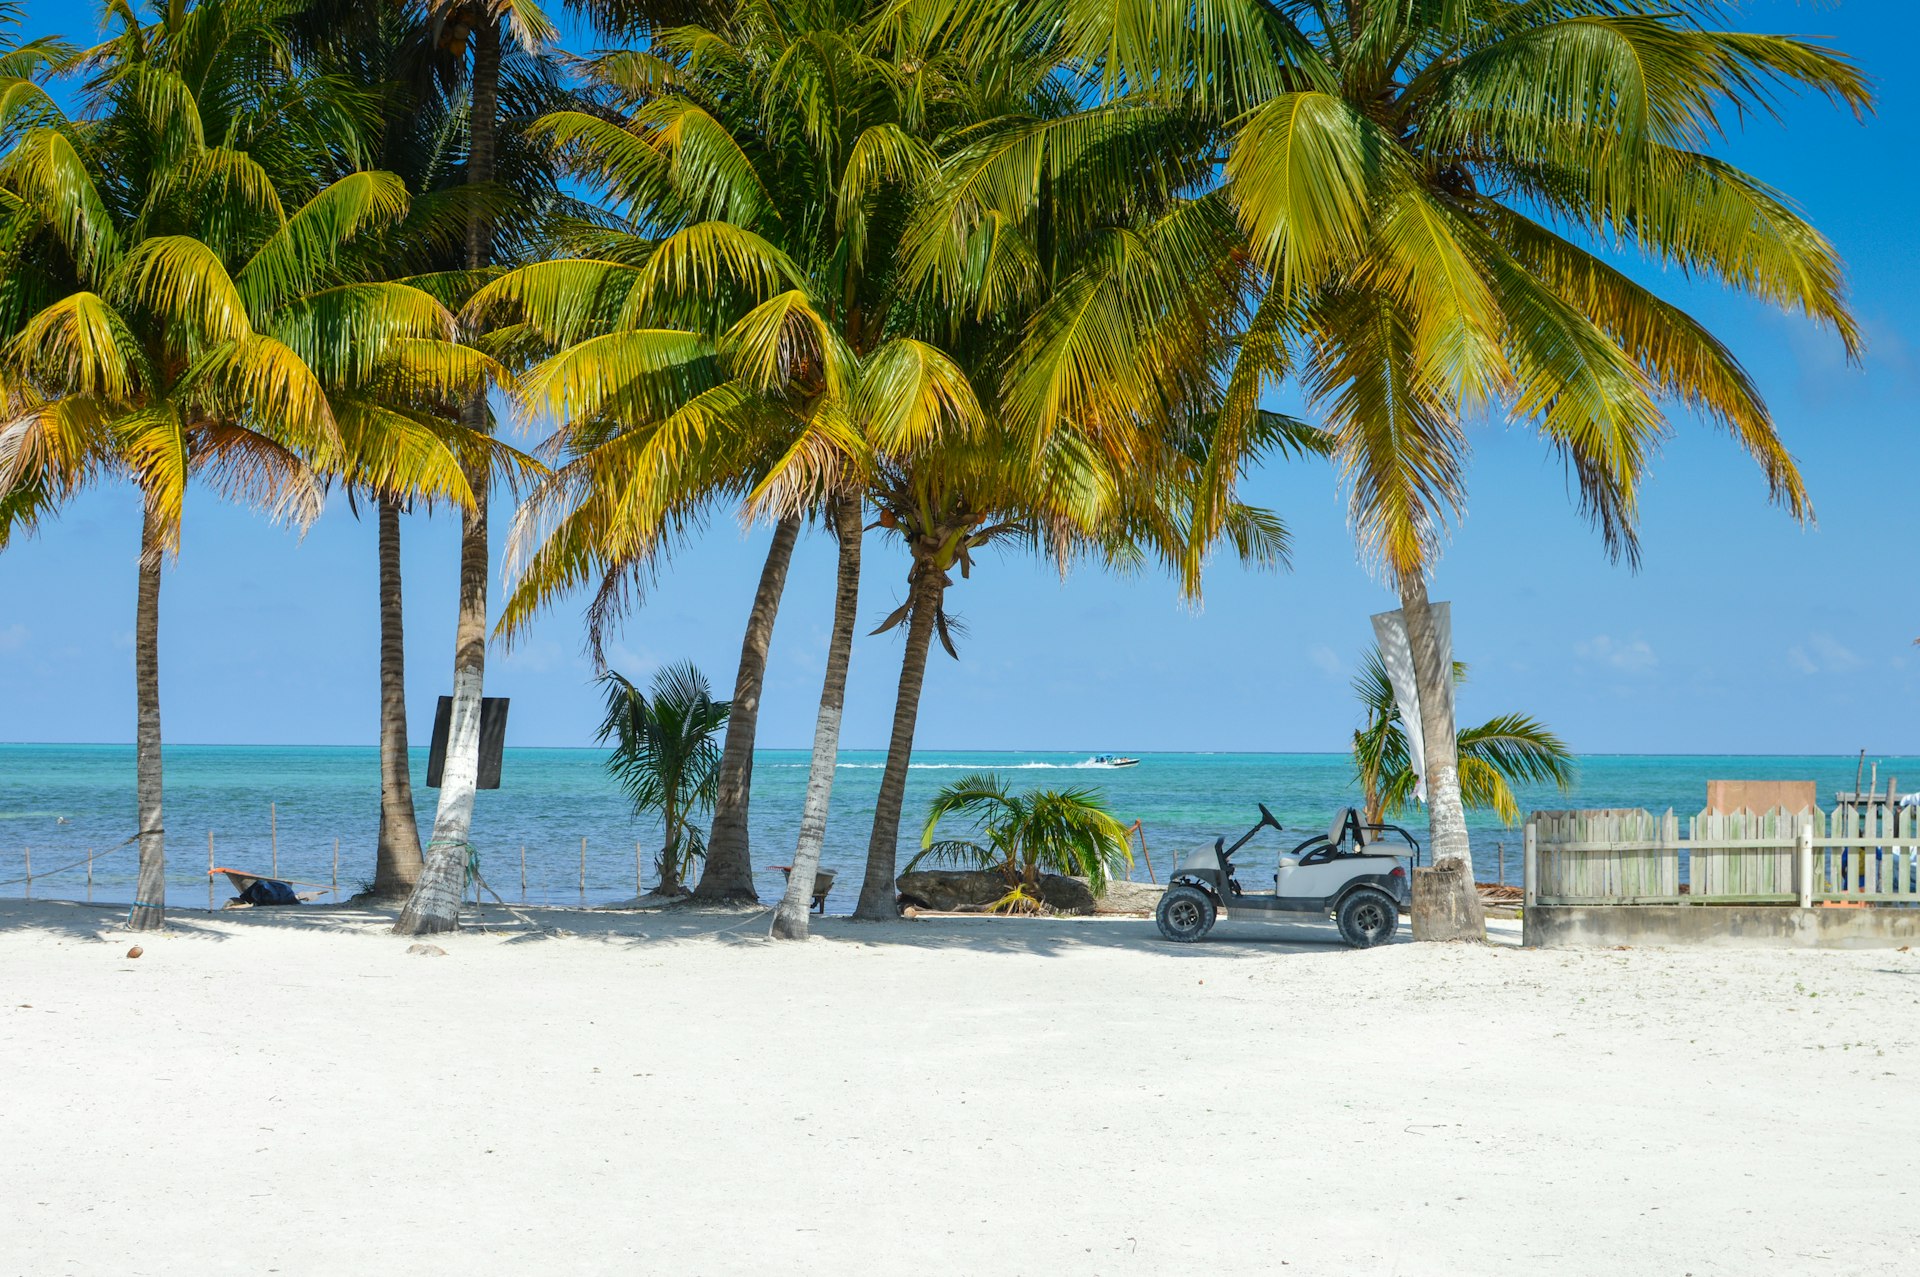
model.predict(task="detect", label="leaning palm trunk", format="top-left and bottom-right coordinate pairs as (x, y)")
top-left (854, 560), bottom-right (943, 920)
top-left (372, 498), bottom-right (424, 897)
top-left (772, 498), bottom-right (862, 939)
top-left (1400, 574), bottom-right (1484, 940)
top-left (694, 515), bottom-right (800, 902)
top-left (396, 19), bottom-right (500, 936)
top-left (129, 507), bottom-right (166, 931)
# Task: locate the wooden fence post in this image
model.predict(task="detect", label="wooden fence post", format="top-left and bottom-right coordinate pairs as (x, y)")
top-left (22, 846), bottom-right (29, 899)
top-left (579, 837), bottom-right (587, 903)
top-left (520, 844), bottom-right (527, 902)
top-left (332, 838), bottom-right (339, 901)
top-left (636, 842), bottom-right (643, 896)
top-left (207, 831), bottom-right (215, 912)
top-left (1795, 819), bottom-right (1814, 909)
top-left (1522, 822), bottom-right (1538, 909)
top-left (270, 802), bottom-right (278, 878)
top-left (86, 847), bottom-right (93, 902)
top-left (1497, 841), bottom-right (1505, 887)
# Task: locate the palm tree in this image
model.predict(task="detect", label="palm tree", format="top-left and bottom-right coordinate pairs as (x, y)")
top-left (293, 0), bottom-right (562, 900)
top-left (0, 0), bottom-right (495, 929)
top-left (995, 0), bottom-right (1869, 935)
top-left (470, 1), bottom-right (999, 913)
top-left (769, 494), bottom-right (862, 939)
top-left (910, 772), bottom-right (1133, 913)
top-left (596, 662), bottom-right (731, 895)
top-left (1350, 644), bottom-right (1573, 830)
top-left (844, 10), bottom-right (1325, 921)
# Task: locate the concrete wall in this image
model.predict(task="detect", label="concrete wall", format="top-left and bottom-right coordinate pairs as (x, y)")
top-left (1525, 904), bottom-right (1920, 949)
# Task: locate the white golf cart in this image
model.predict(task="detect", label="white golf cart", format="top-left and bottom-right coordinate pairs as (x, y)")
top-left (1154, 806), bottom-right (1417, 947)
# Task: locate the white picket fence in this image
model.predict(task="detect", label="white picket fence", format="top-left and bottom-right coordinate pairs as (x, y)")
top-left (1524, 803), bottom-right (1919, 907)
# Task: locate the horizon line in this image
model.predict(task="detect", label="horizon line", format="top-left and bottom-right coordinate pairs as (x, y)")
top-left (2, 742), bottom-right (1913, 760)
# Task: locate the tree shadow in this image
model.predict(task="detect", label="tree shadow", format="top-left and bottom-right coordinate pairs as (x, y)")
top-left (0, 896), bottom-right (1416, 959)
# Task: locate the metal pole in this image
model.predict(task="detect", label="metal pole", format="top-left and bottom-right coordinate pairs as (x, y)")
top-left (270, 802), bottom-right (278, 878)
top-left (1522, 823), bottom-right (1538, 911)
top-left (1796, 819), bottom-right (1814, 910)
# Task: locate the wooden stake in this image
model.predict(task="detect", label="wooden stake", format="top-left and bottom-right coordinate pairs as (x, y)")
top-left (22, 846), bottom-right (29, 899)
top-left (207, 831), bottom-right (215, 912)
top-left (520, 844), bottom-right (527, 902)
top-left (1497, 840), bottom-right (1505, 887)
top-left (86, 847), bottom-right (93, 902)
top-left (636, 842), bottom-right (643, 896)
top-left (270, 802), bottom-right (278, 878)
top-left (579, 836), bottom-right (587, 903)
top-left (332, 838), bottom-right (339, 900)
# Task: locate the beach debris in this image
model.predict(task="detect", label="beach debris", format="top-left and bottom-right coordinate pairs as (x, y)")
top-left (125, 945), bottom-right (143, 959)
top-left (406, 943), bottom-right (448, 957)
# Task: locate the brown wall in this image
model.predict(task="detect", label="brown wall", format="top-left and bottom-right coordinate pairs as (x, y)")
top-left (1706, 780), bottom-right (1818, 815)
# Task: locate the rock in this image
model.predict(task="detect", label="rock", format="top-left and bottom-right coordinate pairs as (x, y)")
top-left (1090, 880), bottom-right (1164, 915)
top-left (125, 945), bottom-right (143, 959)
top-left (895, 870), bottom-right (1096, 915)
top-left (406, 943), bottom-right (448, 957)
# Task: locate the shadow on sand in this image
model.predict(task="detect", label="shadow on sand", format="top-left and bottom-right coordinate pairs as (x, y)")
top-left (0, 894), bottom-right (1401, 960)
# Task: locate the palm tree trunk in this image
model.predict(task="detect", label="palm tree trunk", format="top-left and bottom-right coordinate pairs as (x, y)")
top-left (129, 507), bottom-right (166, 931)
top-left (1399, 573), bottom-right (1485, 939)
top-left (658, 796), bottom-right (680, 896)
top-left (372, 498), bottom-right (423, 897)
top-left (693, 514), bottom-right (800, 903)
top-left (395, 18), bottom-right (499, 937)
top-left (772, 497), bottom-right (862, 940)
top-left (854, 558), bottom-right (943, 920)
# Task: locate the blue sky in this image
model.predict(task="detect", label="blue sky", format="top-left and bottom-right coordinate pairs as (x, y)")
top-left (1, 1), bottom-right (1915, 754)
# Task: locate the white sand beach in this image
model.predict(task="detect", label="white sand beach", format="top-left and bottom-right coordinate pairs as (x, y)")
top-left (2, 900), bottom-right (1917, 1276)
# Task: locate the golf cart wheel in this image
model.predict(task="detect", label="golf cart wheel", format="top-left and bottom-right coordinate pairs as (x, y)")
top-left (1156, 885), bottom-right (1217, 943)
top-left (1336, 890), bottom-right (1399, 948)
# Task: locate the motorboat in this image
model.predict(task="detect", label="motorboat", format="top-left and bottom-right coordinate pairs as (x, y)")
top-left (1091, 755), bottom-right (1141, 768)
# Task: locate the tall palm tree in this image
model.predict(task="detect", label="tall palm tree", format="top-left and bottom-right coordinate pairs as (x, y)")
top-left (468, 0), bottom-right (998, 917)
top-left (597, 661), bottom-right (730, 894)
top-left (769, 491), bottom-right (861, 939)
top-left (842, 8), bottom-right (1325, 920)
top-left (0, 0), bottom-right (496, 929)
top-left (972, 0), bottom-right (1870, 935)
top-left (294, 0), bottom-right (559, 900)
top-left (391, 0), bottom-right (565, 935)
top-left (1349, 644), bottom-right (1573, 828)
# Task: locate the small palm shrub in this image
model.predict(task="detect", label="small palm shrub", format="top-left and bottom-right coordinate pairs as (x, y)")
top-left (910, 772), bottom-right (1133, 913)
top-left (597, 663), bottom-right (730, 896)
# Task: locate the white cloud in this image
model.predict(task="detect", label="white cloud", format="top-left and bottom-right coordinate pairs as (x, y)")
top-left (1787, 633), bottom-right (1862, 675)
top-left (1576, 635), bottom-right (1657, 673)
top-left (1308, 645), bottom-right (1344, 678)
top-left (498, 637), bottom-right (576, 676)
top-left (0, 623), bottom-right (25, 653)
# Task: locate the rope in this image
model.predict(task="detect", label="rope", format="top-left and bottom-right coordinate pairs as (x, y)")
top-left (0, 834), bottom-right (138, 889)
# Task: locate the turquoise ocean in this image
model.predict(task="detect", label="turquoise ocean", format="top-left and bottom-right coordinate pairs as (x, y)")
top-left (3, 745), bottom-right (1915, 911)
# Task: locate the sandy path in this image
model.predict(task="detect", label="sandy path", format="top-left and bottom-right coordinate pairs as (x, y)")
top-left (1, 899), bottom-right (1916, 1276)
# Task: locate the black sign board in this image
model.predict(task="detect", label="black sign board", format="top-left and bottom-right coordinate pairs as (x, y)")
top-left (426, 696), bottom-right (509, 789)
